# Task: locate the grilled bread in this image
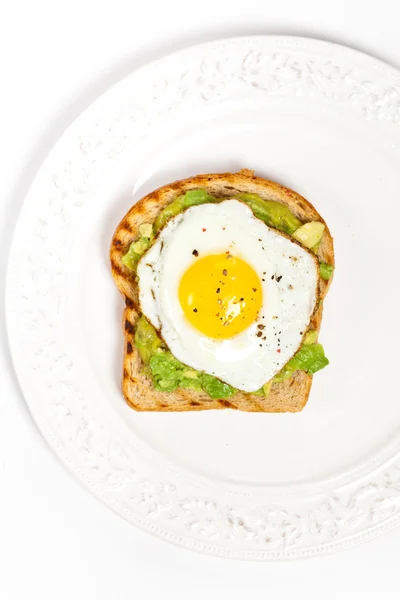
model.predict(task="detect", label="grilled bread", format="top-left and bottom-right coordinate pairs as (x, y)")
top-left (110, 170), bottom-right (334, 412)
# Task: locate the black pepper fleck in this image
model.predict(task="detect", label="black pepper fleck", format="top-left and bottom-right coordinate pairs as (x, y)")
top-left (192, 249), bottom-right (199, 256)
top-left (276, 275), bottom-right (282, 282)
top-left (193, 308), bottom-right (198, 313)
top-left (222, 269), bottom-right (228, 276)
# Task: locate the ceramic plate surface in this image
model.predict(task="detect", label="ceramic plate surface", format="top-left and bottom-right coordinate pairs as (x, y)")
top-left (7, 36), bottom-right (400, 559)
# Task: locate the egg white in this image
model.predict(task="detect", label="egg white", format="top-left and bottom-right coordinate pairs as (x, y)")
top-left (137, 200), bottom-right (318, 392)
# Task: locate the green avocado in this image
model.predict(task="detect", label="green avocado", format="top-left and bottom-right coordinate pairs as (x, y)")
top-left (135, 317), bottom-right (235, 398)
top-left (154, 189), bottom-right (218, 232)
top-left (154, 196), bottom-right (184, 233)
top-left (303, 330), bottom-right (318, 345)
top-left (123, 190), bottom-right (309, 271)
top-left (149, 352), bottom-right (202, 392)
top-left (253, 380), bottom-right (273, 397)
top-left (292, 221), bottom-right (325, 249)
top-left (122, 223), bottom-right (154, 271)
top-left (134, 315), bottom-right (163, 365)
top-left (274, 343), bottom-right (329, 383)
top-left (182, 189), bottom-right (217, 207)
top-left (154, 189), bottom-right (304, 236)
top-left (149, 352), bottom-right (235, 397)
top-left (236, 193), bottom-right (302, 235)
top-left (200, 374), bottom-right (235, 399)
top-left (122, 242), bottom-right (145, 271)
top-left (320, 262), bottom-right (334, 281)
top-left (134, 317), bottom-right (329, 399)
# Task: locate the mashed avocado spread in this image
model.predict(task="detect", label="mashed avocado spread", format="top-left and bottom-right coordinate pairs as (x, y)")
top-left (135, 316), bottom-right (329, 399)
top-left (235, 192), bottom-right (302, 235)
top-left (135, 316), bottom-right (235, 399)
top-left (124, 189), bottom-right (332, 399)
top-left (123, 189), bottom-right (333, 276)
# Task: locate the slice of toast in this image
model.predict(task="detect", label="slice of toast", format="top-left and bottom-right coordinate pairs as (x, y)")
top-left (110, 170), bottom-right (334, 412)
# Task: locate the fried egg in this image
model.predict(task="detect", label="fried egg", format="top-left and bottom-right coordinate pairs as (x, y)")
top-left (137, 200), bottom-right (318, 392)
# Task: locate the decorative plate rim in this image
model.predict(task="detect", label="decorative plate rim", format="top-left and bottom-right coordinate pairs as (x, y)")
top-left (7, 35), bottom-right (400, 560)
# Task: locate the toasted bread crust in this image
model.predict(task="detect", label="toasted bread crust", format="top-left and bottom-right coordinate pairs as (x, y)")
top-left (110, 170), bottom-right (334, 412)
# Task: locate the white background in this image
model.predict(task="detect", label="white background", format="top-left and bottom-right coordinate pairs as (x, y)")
top-left (1, 1), bottom-right (400, 598)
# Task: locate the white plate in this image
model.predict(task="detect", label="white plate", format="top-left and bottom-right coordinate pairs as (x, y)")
top-left (6, 36), bottom-right (400, 560)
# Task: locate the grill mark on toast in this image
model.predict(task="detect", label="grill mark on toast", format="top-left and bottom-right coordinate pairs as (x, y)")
top-left (125, 319), bottom-right (134, 334)
top-left (218, 399), bottom-right (235, 408)
top-left (125, 298), bottom-right (134, 309)
top-left (120, 220), bottom-right (133, 233)
top-left (112, 263), bottom-right (125, 278)
top-left (126, 341), bottom-right (133, 354)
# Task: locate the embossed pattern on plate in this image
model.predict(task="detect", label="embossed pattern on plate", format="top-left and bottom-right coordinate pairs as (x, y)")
top-left (6, 37), bottom-right (400, 559)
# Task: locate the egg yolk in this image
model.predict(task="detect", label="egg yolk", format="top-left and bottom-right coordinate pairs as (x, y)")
top-left (178, 253), bottom-right (262, 339)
